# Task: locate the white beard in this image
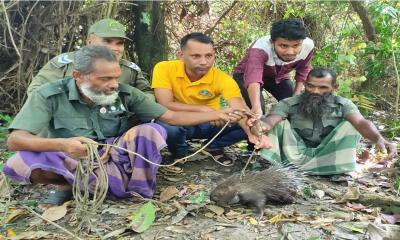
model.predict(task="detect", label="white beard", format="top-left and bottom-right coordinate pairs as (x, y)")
top-left (80, 82), bottom-right (119, 106)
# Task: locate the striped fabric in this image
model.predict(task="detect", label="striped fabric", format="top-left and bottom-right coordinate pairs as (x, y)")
top-left (260, 120), bottom-right (361, 175)
top-left (3, 123), bottom-right (167, 198)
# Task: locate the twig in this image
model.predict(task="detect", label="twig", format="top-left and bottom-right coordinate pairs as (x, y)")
top-left (23, 206), bottom-right (83, 240)
top-left (391, 20), bottom-right (400, 116)
top-left (204, 0), bottom-right (238, 35)
top-left (1, 0), bottom-right (21, 57)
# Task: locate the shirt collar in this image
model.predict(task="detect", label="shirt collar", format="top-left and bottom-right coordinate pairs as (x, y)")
top-left (176, 60), bottom-right (213, 84)
top-left (66, 77), bottom-right (81, 101)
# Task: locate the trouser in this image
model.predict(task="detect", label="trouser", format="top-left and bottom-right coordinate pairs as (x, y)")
top-left (156, 121), bottom-right (247, 157)
top-left (4, 123), bottom-right (167, 198)
top-left (260, 120), bottom-right (362, 175)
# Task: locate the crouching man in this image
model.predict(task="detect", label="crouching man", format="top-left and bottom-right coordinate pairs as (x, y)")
top-left (250, 67), bottom-right (397, 175)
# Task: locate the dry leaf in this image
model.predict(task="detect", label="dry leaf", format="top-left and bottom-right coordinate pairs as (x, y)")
top-left (6, 228), bottom-right (16, 237)
top-left (5, 209), bottom-right (29, 224)
top-left (380, 214), bottom-right (400, 224)
top-left (204, 212), bottom-right (214, 218)
top-left (102, 207), bottom-right (131, 215)
top-left (337, 186), bottom-right (360, 203)
top-left (160, 186), bottom-right (179, 202)
top-left (268, 213), bottom-right (282, 224)
top-left (346, 202), bottom-right (366, 211)
top-left (9, 231), bottom-right (50, 240)
top-left (314, 189), bottom-right (325, 199)
top-left (206, 205), bottom-right (224, 216)
top-left (41, 204), bottom-right (68, 222)
top-left (248, 217), bottom-right (258, 225)
top-left (0, 178), bottom-right (10, 198)
top-left (225, 210), bottom-right (241, 217)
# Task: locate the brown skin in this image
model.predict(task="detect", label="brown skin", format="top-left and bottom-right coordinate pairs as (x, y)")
top-left (249, 75), bottom-right (398, 158)
top-left (248, 38), bottom-right (305, 117)
top-left (154, 39), bottom-right (260, 143)
top-left (86, 34), bottom-right (125, 60)
top-left (7, 58), bottom-right (246, 188)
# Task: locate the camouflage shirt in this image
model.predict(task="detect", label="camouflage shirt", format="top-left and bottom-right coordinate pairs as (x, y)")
top-left (269, 93), bottom-right (360, 147)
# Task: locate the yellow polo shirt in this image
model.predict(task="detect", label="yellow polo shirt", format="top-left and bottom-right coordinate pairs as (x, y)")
top-left (152, 60), bottom-right (242, 110)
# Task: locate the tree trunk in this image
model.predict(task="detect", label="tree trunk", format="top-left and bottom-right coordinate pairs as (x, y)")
top-left (350, 1), bottom-right (377, 42)
top-left (133, 1), bottom-right (167, 75)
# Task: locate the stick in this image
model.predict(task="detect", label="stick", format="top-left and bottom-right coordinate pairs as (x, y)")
top-left (23, 206), bottom-right (83, 240)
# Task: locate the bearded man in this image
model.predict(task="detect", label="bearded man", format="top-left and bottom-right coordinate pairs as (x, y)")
top-left (250, 68), bottom-right (397, 175)
top-left (4, 45), bottom-right (246, 208)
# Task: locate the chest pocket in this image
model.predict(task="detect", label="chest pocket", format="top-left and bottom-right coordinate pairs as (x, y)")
top-left (321, 110), bottom-right (343, 136)
top-left (53, 117), bottom-right (92, 138)
top-left (98, 110), bottom-right (135, 137)
top-left (289, 115), bottom-right (314, 138)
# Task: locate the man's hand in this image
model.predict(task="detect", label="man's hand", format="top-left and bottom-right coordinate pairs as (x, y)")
top-left (249, 134), bottom-right (272, 149)
top-left (217, 108), bottom-right (247, 123)
top-left (376, 138), bottom-right (398, 159)
top-left (248, 117), bottom-right (271, 137)
top-left (61, 137), bottom-right (97, 159)
top-left (251, 107), bottom-right (263, 119)
top-left (210, 120), bottom-right (226, 127)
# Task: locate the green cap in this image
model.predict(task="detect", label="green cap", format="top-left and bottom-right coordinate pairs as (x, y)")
top-left (88, 19), bottom-right (131, 40)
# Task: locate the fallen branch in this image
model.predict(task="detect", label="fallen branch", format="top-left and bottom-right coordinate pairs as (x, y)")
top-left (310, 182), bottom-right (400, 208)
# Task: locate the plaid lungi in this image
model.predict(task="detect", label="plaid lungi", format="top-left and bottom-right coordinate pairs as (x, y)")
top-left (260, 120), bottom-right (361, 175)
top-left (3, 123), bottom-right (167, 198)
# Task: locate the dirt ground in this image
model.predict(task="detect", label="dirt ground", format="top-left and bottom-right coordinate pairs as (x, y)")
top-left (1, 140), bottom-right (400, 240)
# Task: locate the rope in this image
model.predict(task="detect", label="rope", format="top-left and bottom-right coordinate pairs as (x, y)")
top-left (72, 143), bottom-right (108, 232)
top-left (71, 119), bottom-right (258, 230)
top-left (96, 120), bottom-right (234, 167)
top-left (239, 149), bottom-right (256, 181)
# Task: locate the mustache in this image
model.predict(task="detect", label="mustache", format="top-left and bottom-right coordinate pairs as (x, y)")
top-left (299, 91), bottom-right (334, 118)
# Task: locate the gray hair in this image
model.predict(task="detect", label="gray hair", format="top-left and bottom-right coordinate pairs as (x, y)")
top-left (74, 45), bottom-right (118, 74)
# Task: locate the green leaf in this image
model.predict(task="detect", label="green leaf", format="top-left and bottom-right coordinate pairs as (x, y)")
top-left (129, 201), bottom-right (156, 233)
top-left (190, 191), bottom-right (207, 204)
top-left (140, 12), bottom-right (151, 26)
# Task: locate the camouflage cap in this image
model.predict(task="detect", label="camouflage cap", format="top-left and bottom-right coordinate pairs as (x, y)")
top-left (88, 19), bottom-right (131, 40)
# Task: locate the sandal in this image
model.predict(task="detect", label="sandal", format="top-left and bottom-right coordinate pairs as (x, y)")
top-left (161, 155), bottom-right (185, 174)
top-left (203, 148), bottom-right (235, 166)
top-left (39, 189), bottom-right (72, 209)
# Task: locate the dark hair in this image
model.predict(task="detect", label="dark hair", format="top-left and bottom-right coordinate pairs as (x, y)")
top-left (74, 45), bottom-right (118, 74)
top-left (307, 67), bottom-right (338, 87)
top-left (270, 19), bottom-right (307, 41)
top-left (180, 32), bottom-right (214, 49)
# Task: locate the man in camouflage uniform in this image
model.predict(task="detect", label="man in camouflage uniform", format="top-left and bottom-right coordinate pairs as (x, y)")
top-left (250, 68), bottom-right (397, 175)
top-left (28, 18), bottom-right (152, 98)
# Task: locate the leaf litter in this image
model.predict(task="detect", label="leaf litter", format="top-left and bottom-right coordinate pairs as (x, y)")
top-left (0, 137), bottom-right (399, 239)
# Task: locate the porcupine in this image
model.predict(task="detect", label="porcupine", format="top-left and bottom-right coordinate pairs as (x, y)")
top-left (210, 166), bottom-right (304, 219)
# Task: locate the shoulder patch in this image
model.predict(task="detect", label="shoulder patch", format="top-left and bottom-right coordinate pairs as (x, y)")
top-left (50, 53), bottom-right (74, 68)
top-left (120, 59), bottom-right (141, 72)
top-left (58, 54), bottom-right (73, 64)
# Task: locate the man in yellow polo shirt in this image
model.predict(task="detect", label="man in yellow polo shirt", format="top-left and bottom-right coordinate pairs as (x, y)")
top-left (152, 32), bottom-right (260, 170)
